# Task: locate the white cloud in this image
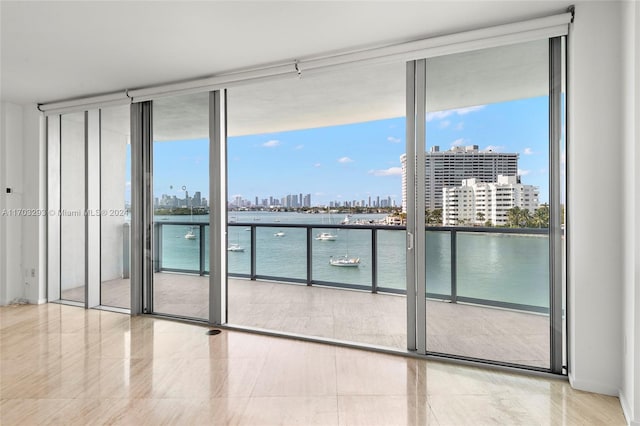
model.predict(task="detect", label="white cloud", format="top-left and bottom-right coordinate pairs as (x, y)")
top-left (387, 136), bottom-right (401, 144)
top-left (426, 105), bottom-right (486, 122)
top-left (523, 147), bottom-right (534, 155)
top-left (454, 122), bottom-right (464, 131)
top-left (426, 111), bottom-right (453, 122)
top-left (518, 169), bottom-right (531, 176)
top-left (483, 145), bottom-right (504, 152)
top-left (439, 120), bottom-right (451, 129)
top-left (338, 156), bottom-right (354, 163)
top-left (262, 139), bottom-right (281, 148)
top-left (456, 105), bottom-right (486, 115)
top-left (313, 163), bottom-right (322, 168)
top-left (452, 138), bottom-right (466, 146)
top-left (368, 167), bottom-right (403, 177)
top-left (294, 144), bottom-right (304, 150)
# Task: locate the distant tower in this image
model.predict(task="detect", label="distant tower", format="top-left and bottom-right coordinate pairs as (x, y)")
top-left (401, 145), bottom-right (518, 213)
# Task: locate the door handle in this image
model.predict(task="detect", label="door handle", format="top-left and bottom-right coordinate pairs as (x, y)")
top-left (407, 232), bottom-right (414, 250)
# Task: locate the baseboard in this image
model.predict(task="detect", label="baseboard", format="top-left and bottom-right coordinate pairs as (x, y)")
top-left (569, 373), bottom-right (620, 396)
top-left (619, 389), bottom-right (632, 425)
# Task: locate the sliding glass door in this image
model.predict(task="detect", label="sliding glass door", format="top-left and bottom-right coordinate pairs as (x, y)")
top-left (406, 37), bottom-right (565, 371)
top-left (150, 92), bottom-right (210, 320)
top-left (48, 106), bottom-right (132, 309)
top-left (226, 62), bottom-right (408, 349)
top-left (100, 105), bottom-right (132, 309)
top-left (108, 22), bottom-right (567, 374)
top-left (59, 112), bottom-right (86, 304)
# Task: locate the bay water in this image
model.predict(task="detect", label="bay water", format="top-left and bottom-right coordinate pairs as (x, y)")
top-left (156, 211), bottom-right (549, 309)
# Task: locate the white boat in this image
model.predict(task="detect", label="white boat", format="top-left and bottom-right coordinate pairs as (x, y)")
top-left (185, 227), bottom-right (197, 240)
top-left (315, 232), bottom-right (337, 241)
top-left (274, 231), bottom-right (285, 237)
top-left (329, 228), bottom-right (358, 266)
top-left (329, 255), bottom-right (360, 267)
top-left (227, 243), bottom-right (244, 252)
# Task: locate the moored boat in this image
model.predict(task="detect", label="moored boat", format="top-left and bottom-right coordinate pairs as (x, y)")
top-left (329, 255), bottom-right (360, 267)
top-left (315, 232), bottom-right (337, 241)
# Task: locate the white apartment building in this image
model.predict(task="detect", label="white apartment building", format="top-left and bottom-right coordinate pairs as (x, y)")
top-left (442, 175), bottom-right (539, 226)
top-left (401, 145), bottom-right (518, 212)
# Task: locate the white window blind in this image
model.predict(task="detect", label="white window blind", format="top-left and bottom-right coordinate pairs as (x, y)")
top-left (39, 10), bottom-right (572, 110)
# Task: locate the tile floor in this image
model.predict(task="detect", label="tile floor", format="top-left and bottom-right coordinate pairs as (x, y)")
top-left (0, 303), bottom-right (626, 425)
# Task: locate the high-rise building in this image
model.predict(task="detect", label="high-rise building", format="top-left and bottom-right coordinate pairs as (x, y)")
top-left (401, 145), bottom-right (518, 212)
top-left (442, 175), bottom-right (539, 226)
top-left (193, 191), bottom-right (202, 207)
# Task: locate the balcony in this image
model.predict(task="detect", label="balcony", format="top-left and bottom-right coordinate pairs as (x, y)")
top-left (92, 220), bottom-right (554, 368)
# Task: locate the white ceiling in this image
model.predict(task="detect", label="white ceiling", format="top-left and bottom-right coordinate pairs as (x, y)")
top-left (1, 1), bottom-right (571, 107)
top-left (145, 36), bottom-right (549, 140)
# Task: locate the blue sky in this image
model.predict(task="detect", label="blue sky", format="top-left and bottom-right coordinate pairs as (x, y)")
top-left (151, 96), bottom-right (551, 206)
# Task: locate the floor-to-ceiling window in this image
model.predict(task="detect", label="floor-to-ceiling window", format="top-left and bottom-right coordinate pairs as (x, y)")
top-left (45, 14), bottom-right (568, 375)
top-left (406, 37), bottom-right (566, 371)
top-left (59, 112), bottom-right (86, 304)
top-left (226, 62), bottom-right (408, 349)
top-left (48, 105), bottom-right (132, 310)
top-left (100, 105), bottom-right (132, 309)
top-left (150, 92), bottom-right (210, 320)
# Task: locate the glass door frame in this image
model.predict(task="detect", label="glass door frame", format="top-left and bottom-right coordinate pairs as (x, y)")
top-left (131, 91), bottom-right (226, 323)
top-left (127, 39), bottom-right (566, 376)
top-left (47, 107), bottom-right (130, 310)
top-left (405, 36), bottom-right (566, 374)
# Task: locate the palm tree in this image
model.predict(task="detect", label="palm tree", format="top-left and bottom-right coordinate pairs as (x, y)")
top-left (425, 209), bottom-right (443, 226)
top-left (507, 207), bottom-right (532, 228)
top-left (476, 211), bottom-right (485, 224)
top-left (532, 204), bottom-right (550, 228)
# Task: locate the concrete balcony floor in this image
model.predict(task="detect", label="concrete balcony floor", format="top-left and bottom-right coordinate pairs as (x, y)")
top-left (66, 272), bottom-right (550, 368)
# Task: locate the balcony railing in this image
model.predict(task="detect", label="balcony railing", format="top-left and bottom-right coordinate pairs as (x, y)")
top-left (151, 221), bottom-right (550, 314)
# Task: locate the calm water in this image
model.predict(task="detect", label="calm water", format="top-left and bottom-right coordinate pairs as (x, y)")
top-left (155, 211), bottom-right (549, 308)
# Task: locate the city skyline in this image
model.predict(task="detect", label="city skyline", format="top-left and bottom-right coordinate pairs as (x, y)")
top-left (228, 192), bottom-right (397, 209)
top-left (148, 96), bottom-right (550, 206)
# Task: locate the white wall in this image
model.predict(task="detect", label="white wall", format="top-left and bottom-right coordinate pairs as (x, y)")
top-left (0, 103), bottom-right (6, 305)
top-left (621, 1), bottom-right (640, 423)
top-left (0, 103), bottom-right (9, 305)
top-left (568, 5), bottom-right (640, 423)
top-left (0, 102), bottom-right (44, 305)
top-left (1, 103), bottom-right (25, 305)
top-left (635, 1), bottom-right (640, 422)
top-left (568, 1), bottom-right (624, 396)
